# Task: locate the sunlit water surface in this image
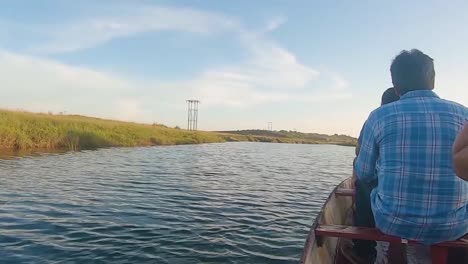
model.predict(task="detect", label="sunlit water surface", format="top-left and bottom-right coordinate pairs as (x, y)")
top-left (0, 143), bottom-right (354, 263)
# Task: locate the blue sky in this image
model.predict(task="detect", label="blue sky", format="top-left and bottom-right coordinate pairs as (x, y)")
top-left (1, 0), bottom-right (467, 136)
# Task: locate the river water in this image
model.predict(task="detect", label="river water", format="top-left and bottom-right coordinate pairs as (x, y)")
top-left (0, 142), bottom-right (354, 263)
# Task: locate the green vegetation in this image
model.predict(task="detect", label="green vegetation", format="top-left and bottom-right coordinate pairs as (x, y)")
top-left (0, 110), bottom-right (224, 150)
top-left (0, 110), bottom-right (357, 151)
top-left (218, 130), bottom-right (357, 146)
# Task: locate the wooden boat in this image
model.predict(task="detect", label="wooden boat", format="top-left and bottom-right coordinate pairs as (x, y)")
top-left (300, 177), bottom-right (468, 264)
top-left (300, 177), bottom-right (354, 264)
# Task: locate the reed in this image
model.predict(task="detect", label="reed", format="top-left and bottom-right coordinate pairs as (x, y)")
top-left (0, 109), bottom-right (356, 151)
top-left (0, 110), bottom-right (225, 150)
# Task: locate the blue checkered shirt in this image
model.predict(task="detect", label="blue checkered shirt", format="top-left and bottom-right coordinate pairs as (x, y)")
top-left (355, 90), bottom-right (468, 244)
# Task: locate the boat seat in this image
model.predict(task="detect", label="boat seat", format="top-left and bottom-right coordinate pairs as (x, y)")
top-left (315, 224), bottom-right (468, 248)
top-left (335, 188), bottom-right (355, 197)
top-left (315, 224), bottom-right (468, 264)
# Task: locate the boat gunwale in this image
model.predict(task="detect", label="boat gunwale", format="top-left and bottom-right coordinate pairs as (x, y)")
top-left (300, 178), bottom-right (351, 263)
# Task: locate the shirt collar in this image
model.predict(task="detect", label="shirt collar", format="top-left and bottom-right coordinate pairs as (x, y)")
top-left (400, 90), bottom-right (439, 100)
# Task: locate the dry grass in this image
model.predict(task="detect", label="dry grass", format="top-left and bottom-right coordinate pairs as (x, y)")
top-left (0, 110), bottom-right (225, 150)
top-left (0, 110), bottom-right (356, 151)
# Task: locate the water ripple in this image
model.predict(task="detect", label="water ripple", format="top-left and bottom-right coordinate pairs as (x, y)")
top-left (0, 143), bottom-right (353, 263)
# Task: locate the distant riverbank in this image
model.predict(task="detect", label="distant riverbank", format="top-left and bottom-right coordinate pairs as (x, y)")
top-left (0, 110), bottom-right (356, 151)
top-left (219, 130), bottom-right (356, 147)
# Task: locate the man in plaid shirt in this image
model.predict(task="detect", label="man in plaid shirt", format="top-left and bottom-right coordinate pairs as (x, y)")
top-left (352, 49), bottom-right (468, 262)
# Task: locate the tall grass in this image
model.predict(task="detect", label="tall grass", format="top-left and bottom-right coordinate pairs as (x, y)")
top-left (0, 110), bottom-right (356, 151)
top-left (0, 110), bottom-right (225, 150)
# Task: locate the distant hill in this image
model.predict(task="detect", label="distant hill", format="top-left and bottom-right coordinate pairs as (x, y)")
top-left (218, 130), bottom-right (357, 146)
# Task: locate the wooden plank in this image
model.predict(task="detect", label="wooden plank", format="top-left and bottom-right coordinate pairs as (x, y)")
top-left (335, 188), bottom-right (355, 197)
top-left (315, 224), bottom-right (468, 248)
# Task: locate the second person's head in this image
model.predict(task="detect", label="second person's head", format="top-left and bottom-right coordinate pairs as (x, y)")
top-left (381, 87), bottom-right (399, 106)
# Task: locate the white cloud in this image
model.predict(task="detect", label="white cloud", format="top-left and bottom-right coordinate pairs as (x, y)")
top-left (31, 6), bottom-right (239, 53)
top-left (0, 4), bottom-right (352, 130)
top-left (118, 99), bottom-right (145, 121)
top-left (182, 48), bottom-right (348, 107)
top-left (178, 29), bottom-right (346, 107)
top-left (0, 50), bottom-right (146, 121)
top-left (264, 16), bottom-right (287, 32)
top-left (329, 73), bottom-right (348, 91)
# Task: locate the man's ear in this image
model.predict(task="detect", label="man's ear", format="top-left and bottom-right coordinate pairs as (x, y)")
top-left (429, 75), bottom-right (435, 90)
top-left (392, 79), bottom-right (401, 96)
top-left (393, 86), bottom-right (402, 96)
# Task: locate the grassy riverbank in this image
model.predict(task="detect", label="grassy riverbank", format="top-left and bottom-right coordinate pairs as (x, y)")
top-left (0, 110), bottom-right (356, 151)
top-left (0, 110), bottom-right (224, 150)
top-left (219, 130), bottom-right (357, 146)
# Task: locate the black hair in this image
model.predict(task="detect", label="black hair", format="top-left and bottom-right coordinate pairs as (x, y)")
top-left (390, 49), bottom-right (435, 95)
top-left (381, 87), bottom-right (399, 105)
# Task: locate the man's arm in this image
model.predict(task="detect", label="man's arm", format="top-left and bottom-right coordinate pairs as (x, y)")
top-left (352, 127), bottom-right (363, 182)
top-left (354, 115), bottom-right (379, 182)
top-left (355, 125), bottom-right (364, 156)
top-left (453, 123), bottom-right (468, 180)
top-left (351, 121), bottom-right (367, 187)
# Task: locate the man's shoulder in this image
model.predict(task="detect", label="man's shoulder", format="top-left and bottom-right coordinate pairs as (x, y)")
top-left (438, 98), bottom-right (468, 113)
top-left (429, 97), bottom-right (468, 119)
top-left (369, 97), bottom-right (467, 119)
top-left (367, 102), bottom-right (398, 120)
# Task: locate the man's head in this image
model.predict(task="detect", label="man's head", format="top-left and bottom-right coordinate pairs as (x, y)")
top-left (381, 87), bottom-right (399, 106)
top-left (390, 49), bottom-right (435, 96)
